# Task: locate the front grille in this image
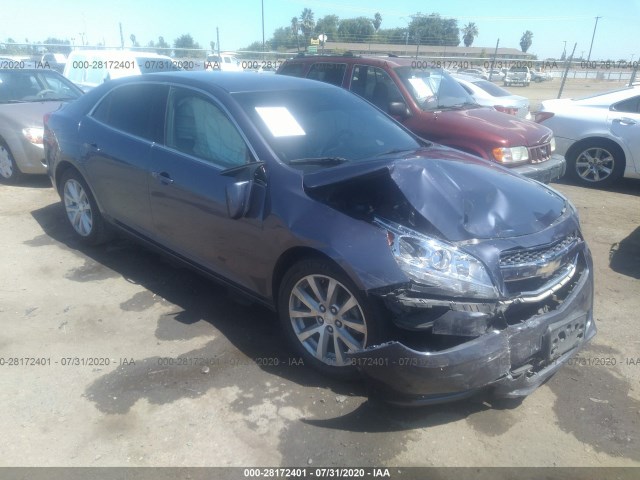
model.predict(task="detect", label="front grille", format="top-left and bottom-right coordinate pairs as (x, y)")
top-left (528, 142), bottom-right (552, 163)
top-left (500, 233), bottom-right (579, 267)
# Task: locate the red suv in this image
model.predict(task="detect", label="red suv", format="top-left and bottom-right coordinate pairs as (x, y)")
top-left (277, 55), bottom-right (565, 182)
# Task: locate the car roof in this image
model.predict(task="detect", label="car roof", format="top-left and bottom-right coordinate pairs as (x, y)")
top-left (112, 71), bottom-right (335, 94)
top-left (572, 85), bottom-right (640, 105)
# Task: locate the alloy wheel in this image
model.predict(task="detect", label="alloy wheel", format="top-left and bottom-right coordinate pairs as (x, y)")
top-left (288, 274), bottom-right (367, 366)
top-left (0, 145), bottom-right (14, 179)
top-left (64, 179), bottom-right (93, 236)
top-left (575, 147), bottom-right (615, 183)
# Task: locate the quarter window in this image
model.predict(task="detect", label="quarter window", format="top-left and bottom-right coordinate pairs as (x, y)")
top-left (612, 96), bottom-right (640, 113)
top-left (166, 87), bottom-right (250, 168)
top-left (91, 83), bottom-right (168, 142)
top-left (307, 63), bottom-right (346, 86)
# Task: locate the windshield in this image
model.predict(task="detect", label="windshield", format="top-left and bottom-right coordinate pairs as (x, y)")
top-left (233, 87), bottom-right (420, 167)
top-left (0, 70), bottom-right (82, 103)
top-left (394, 67), bottom-right (476, 110)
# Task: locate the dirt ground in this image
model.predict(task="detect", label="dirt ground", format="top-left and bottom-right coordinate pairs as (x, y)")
top-left (0, 82), bottom-right (639, 470)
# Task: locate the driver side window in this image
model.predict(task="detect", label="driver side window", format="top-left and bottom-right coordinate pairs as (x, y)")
top-left (350, 65), bottom-right (404, 113)
top-left (166, 87), bottom-right (250, 168)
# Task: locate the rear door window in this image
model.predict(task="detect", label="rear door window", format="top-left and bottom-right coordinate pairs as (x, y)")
top-left (91, 83), bottom-right (168, 142)
top-left (307, 63), bottom-right (346, 86)
top-left (278, 63), bottom-right (305, 77)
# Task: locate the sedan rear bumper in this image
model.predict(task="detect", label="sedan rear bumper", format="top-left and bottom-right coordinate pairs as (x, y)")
top-left (512, 153), bottom-right (566, 183)
top-left (350, 258), bottom-right (594, 406)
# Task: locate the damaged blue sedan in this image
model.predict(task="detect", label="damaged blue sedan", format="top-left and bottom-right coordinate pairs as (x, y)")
top-left (44, 72), bottom-right (595, 405)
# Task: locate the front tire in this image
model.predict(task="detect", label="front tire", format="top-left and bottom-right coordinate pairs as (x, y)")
top-left (566, 140), bottom-right (625, 188)
top-left (60, 169), bottom-right (111, 245)
top-left (278, 259), bottom-right (386, 378)
top-left (0, 141), bottom-right (25, 184)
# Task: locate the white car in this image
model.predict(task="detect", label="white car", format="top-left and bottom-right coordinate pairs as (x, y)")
top-left (453, 74), bottom-right (531, 120)
top-left (204, 53), bottom-right (242, 72)
top-left (536, 85), bottom-right (640, 187)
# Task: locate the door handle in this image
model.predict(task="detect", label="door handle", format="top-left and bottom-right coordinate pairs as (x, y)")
top-left (613, 117), bottom-right (637, 125)
top-left (152, 171), bottom-right (174, 185)
top-left (84, 142), bottom-right (99, 151)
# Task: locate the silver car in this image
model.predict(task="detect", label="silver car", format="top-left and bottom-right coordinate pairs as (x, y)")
top-left (536, 84), bottom-right (640, 187)
top-left (0, 68), bottom-right (82, 183)
top-left (453, 74), bottom-right (531, 120)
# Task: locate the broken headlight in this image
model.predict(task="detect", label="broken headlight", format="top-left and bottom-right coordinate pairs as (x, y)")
top-left (376, 218), bottom-right (498, 299)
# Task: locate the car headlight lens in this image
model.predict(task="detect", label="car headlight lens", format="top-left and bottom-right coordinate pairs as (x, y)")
top-left (492, 145), bottom-right (529, 164)
top-left (376, 218), bottom-right (498, 299)
top-left (22, 127), bottom-right (44, 145)
top-left (550, 136), bottom-right (556, 152)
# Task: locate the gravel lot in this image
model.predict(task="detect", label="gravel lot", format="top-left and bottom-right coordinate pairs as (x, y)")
top-left (0, 81), bottom-right (638, 470)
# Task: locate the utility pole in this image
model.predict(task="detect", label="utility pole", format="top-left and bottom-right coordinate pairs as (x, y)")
top-left (558, 42), bottom-right (577, 98)
top-left (216, 27), bottom-right (220, 57)
top-left (586, 16), bottom-right (601, 62)
top-left (261, 0), bottom-right (265, 57)
top-left (119, 23), bottom-right (124, 50)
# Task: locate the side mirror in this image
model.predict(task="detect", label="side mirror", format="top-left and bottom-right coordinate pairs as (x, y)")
top-left (388, 102), bottom-right (410, 119)
top-left (225, 180), bottom-right (252, 219)
top-left (221, 161), bottom-right (266, 219)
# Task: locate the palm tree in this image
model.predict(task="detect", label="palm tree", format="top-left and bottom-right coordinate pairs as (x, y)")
top-left (520, 30), bottom-right (533, 53)
top-left (373, 12), bottom-right (382, 32)
top-left (462, 22), bottom-right (478, 47)
top-left (300, 8), bottom-right (315, 45)
top-left (291, 16), bottom-right (300, 52)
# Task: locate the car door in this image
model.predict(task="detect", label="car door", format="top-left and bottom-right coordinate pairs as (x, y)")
top-left (609, 95), bottom-right (640, 174)
top-left (79, 82), bottom-right (168, 234)
top-left (149, 85), bottom-right (266, 288)
top-left (348, 65), bottom-right (406, 115)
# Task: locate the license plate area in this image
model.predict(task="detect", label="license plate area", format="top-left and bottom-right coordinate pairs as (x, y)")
top-left (544, 314), bottom-right (587, 362)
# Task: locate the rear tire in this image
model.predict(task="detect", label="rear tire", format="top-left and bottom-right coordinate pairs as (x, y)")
top-left (566, 139), bottom-right (625, 188)
top-left (60, 169), bottom-right (112, 245)
top-left (0, 141), bottom-right (25, 184)
top-left (278, 258), bottom-right (387, 379)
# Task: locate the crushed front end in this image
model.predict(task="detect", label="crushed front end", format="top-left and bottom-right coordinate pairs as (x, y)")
top-left (352, 216), bottom-right (595, 405)
top-left (304, 153), bottom-right (596, 405)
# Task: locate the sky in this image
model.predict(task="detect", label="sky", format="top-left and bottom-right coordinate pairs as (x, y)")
top-left (2, 0), bottom-right (638, 61)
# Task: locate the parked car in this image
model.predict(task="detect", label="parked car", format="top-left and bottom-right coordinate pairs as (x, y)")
top-left (204, 53), bottom-right (242, 72)
top-left (536, 85), bottom-right (640, 187)
top-left (64, 49), bottom-right (178, 91)
top-left (277, 55), bottom-right (565, 183)
top-left (456, 67), bottom-right (488, 79)
top-left (453, 74), bottom-right (531, 119)
top-left (487, 69), bottom-right (505, 81)
top-left (531, 70), bottom-right (553, 83)
top-left (44, 72), bottom-right (595, 405)
top-left (0, 68), bottom-right (83, 183)
top-left (41, 52), bottom-right (67, 73)
top-left (504, 66), bottom-right (531, 87)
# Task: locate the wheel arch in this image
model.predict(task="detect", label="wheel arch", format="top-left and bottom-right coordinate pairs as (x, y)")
top-left (271, 247), bottom-right (351, 309)
top-left (54, 161), bottom-right (85, 196)
top-left (565, 136), bottom-right (626, 168)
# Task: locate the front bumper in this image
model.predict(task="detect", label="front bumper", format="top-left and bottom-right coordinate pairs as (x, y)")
top-left (511, 153), bottom-right (566, 183)
top-left (349, 253), bottom-right (594, 406)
